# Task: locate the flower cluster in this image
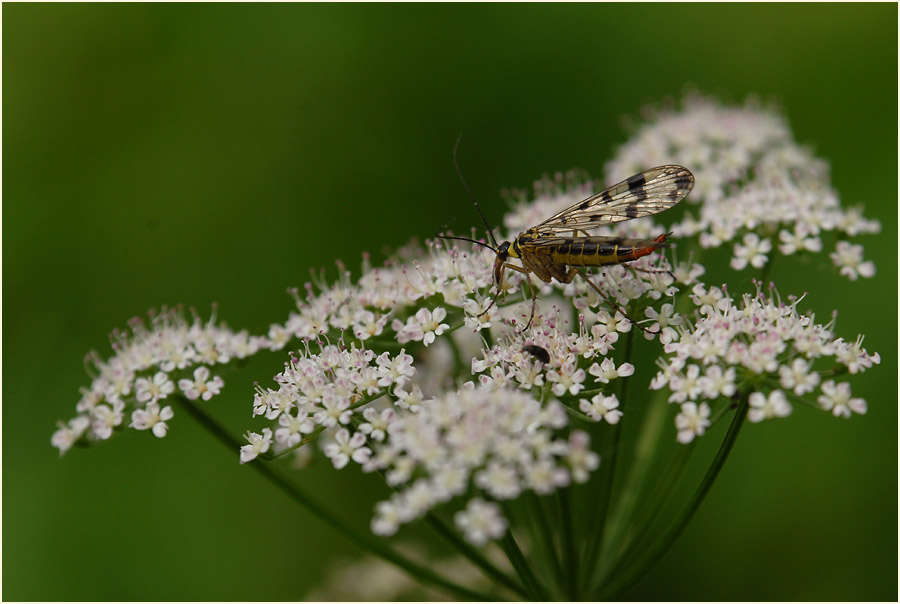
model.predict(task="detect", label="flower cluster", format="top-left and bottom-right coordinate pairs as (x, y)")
top-left (236, 210), bottom-right (690, 547)
top-left (272, 247), bottom-right (495, 348)
top-left (52, 307), bottom-right (268, 455)
top-left (470, 307), bottom-right (639, 427)
top-left (240, 340), bottom-right (418, 464)
top-left (56, 93), bottom-right (882, 561)
top-left (604, 94), bottom-right (880, 277)
top-left (651, 282), bottom-right (879, 443)
top-left (240, 219), bottom-right (686, 545)
top-left (366, 385), bottom-right (599, 539)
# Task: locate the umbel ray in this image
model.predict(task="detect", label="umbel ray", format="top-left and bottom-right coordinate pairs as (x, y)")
top-left (440, 144), bottom-right (695, 331)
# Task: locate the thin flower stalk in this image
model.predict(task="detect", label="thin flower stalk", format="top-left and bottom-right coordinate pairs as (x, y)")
top-left (176, 394), bottom-right (492, 601)
top-left (595, 393), bottom-right (750, 600)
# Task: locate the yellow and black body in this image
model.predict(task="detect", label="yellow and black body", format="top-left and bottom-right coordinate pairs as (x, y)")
top-left (447, 163), bottom-right (694, 330)
top-left (496, 231), bottom-right (670, 286)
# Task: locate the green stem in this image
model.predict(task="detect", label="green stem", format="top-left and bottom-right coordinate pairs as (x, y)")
top-left (175, 395), bottom-right (493, 602)
top-left (423, 513), bottom-right (528, 599)
top-left (266, 425), bottom-right (325, 460)
top-left (593, 385), bottom-right (670, 577)
top-left (367, 458), bottom-right (526, 598)
top-left (558, 401), bottom-right (596, 423)
top-left (526, 492), bottom-right (563, 591)
top-left (707, 397), bottom-right (738, 425)
top-left (592, 442), bottom-right (694, 592)
top-left (578, 329), bottom-right (633, 591)
top-left (758, 256), bottom-right (774, 284)
top-left (500, 529), bottom-right (550, 601)
top-left (574, 386), bottom-right (607, 397)
top-left (595, 392), bottom-right (750, 600)
top-left (557, 487), bottom-right (578, 599)
top-left (765, 383), bottom-right (824, 410)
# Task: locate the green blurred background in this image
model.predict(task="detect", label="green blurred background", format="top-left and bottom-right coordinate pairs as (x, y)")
top-left (4, 4), bottom-right (896, 600)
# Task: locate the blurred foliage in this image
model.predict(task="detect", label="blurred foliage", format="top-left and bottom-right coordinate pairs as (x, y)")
top-left (4, 3), bottom-right (896, 601)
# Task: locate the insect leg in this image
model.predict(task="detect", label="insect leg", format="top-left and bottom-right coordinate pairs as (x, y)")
top-left (627, 264), bottom-right (677, 286)
top-left (571, 267), bottom-right (651, 334)
top-left (478, 262), bottom-right (530, 318)
top-left (520, 271), bottom-right (540, 333)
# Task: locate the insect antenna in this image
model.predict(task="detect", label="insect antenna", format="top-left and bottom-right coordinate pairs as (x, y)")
top-left (435, 233), bottom-right (497, 252)
top-left (453, 135), bottom-right (499, 249)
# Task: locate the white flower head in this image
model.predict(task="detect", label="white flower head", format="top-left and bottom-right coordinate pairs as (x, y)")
top-left (134, 371), bottom-right (175, 404)
top-left (359, 407), bottom-right (396, 442)
top-left (698, 365), bottom-right (737, 399)
top-left (546, 360), bottom-right (587, 396)
top-left (275, 409), bottom-right (314, 447)
top-left (778, 358), bottom-right (820, 395)
top-left (368, 387), bottom-right (591, 536)
top-left (833, 335), bottom-right (881, 374)
top-left (817, 380), bottom-right (867, 418)
top-left (567, 430), bottom-right (600, 483)
top-left (605, 94), bottom-right (879, 279)
top-left (454, 498), bottom-right (508, 546)
top-left (579, 393), bottom-right (623, 424)
top-left (418, 307), bottom-right (449, 346)
top-left (644, 303), bottom-right (683, 343)
top-left (747, 390), bottom-right (792, 423)
top-left (588, 358), bottom-right (635, 384)
top-left (240, 428), bottom-right (273, 464)
top-left (323, 428), bottom-right (372, 469)
top-left (675, 402), bottom-right (711, 444)
top-left (395, 307), bottom-right (449, 346)
top-left (830, 241), bottom-right (875, 281)
top-left (731, 233), bottom-right (772, 270)
top-left (778, 227), bottom-right (822, 255)
top-left (129, 401), bottom-right (175, 437)
top-left (668, 365), bottom-right (703, 404)
top-left (51, 416), bottom-right (91, 456)
top-left (178, 366), bottom-right (224, 401)
top-left (91, 401), bottom-right (125, 440)
top-left (376, 349), bottom-right (417, 389)
top-left (370, 499), bottom-right (405, 537)
top-left (653, 282), bottom-right (876, 440)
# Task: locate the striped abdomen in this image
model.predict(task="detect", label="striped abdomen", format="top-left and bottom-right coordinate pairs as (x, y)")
top-left (547, 234), bottom-right (669, 267)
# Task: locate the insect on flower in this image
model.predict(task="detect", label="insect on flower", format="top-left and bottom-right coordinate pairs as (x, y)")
top-left (441, 142), bottom-right (694, 330)
top-left (523, 344), bottom-right (551, 365)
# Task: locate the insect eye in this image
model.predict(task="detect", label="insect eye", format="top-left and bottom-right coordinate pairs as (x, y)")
top-left (498, 241), bottom-right (510, 257)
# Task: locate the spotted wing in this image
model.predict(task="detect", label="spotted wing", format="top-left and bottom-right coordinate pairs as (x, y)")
top-left (534, 165), bottom-right (694, 233)
top-left (523, 235), bottom-right (668, 250)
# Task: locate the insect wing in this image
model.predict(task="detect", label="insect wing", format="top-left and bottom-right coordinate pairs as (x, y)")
top-left (535, 165), bottom-right (694, 233)
top-left (523, 235), bottom-right (669, 250)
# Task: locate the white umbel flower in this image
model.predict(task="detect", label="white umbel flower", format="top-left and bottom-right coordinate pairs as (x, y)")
top-left (675, 402), bottom-right (711, 444)
top-left (240, 428), bottom-right (273, 464)
top-left (829, 241), bottom-right (875, 281)
top-left (747, 390), bottom-right (792, 423)
top-left (454, 498), bottom-right (508, 546)
top-left (129, 401), bottom-right (174, 437)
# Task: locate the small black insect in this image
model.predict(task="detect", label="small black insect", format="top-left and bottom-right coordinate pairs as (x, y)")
top-left (523, 344), bottom-right (550, 364)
